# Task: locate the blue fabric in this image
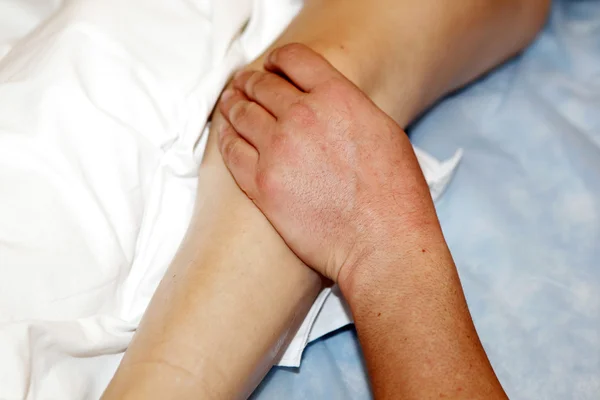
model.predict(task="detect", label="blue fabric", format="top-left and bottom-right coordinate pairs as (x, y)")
top-left (253, 1), bottom-right (600, 398)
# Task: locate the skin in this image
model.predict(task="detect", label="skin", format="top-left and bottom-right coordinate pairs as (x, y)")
top-left (217, 57), bottom-right (432, 283)
top-left (217, 44), bottom-right (508, 399)
top-left (103, 0), bottom-right (550, 398)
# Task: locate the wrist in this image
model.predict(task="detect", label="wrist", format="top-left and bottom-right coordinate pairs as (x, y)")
top-left (337, 226), bottom-right (453, 310)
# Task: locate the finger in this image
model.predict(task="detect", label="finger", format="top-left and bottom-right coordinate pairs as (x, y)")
top-left (232, 70), bottom-right (304, 118)
top-left (219, 87), bottom-right (276, 149)
top-left (264, 43), bottom-right (342, 92)
top-left (217, 117), bottom-right (259, 199)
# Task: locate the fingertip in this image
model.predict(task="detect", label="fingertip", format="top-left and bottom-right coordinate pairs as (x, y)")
top-left (233, 69), bottom-right (245, 80)
top-left (220, 88), bottom-right (235, 102)
top-left (232, 70), bottom-right (253, 92)
top-left (218, 96), bottom-right (228, 117)
top-left (216, 116), bottom-right (233, 151)
top-left (219, 124), bottom-right (244, 168)
top-left (216, 122), bottom-right (260, 198)
top-left (218, 94), bottom-right (228, 113)
top-left (265, 47), bottom-right (279, 69)
top-left (262, 43), bottom-right (336, 92)
top-left (218, 88), bottom-right (245, 117)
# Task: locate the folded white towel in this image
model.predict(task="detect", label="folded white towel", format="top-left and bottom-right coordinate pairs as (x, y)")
top-left (0, 0), bottom-right (460, 397)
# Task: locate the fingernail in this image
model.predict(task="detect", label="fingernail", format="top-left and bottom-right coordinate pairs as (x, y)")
top-left (221, 88), bottom-right (234, 101)
top-left (218, 119), bottom-right (230, 141)
top-left (267, 49), bottom-right (277, 64)
top-left (233, 70), bottom-right (245, 80)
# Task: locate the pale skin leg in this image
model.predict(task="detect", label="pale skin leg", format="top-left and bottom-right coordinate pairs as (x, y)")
top-left (103, 1), bottom-right (550, 398)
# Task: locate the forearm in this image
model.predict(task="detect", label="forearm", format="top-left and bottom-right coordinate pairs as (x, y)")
top-left (341, 228), bottom-right (507, 399)
top-left (103, 160), bottom-right (323, 399)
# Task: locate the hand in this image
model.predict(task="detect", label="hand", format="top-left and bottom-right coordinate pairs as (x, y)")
top-left (215, 43), bottom-right (440, 285)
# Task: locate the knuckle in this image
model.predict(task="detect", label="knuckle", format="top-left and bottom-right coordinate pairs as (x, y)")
top-left (222, 136), bottom-right (239, 163)
top-left (246, 71), bottom-right (267, 97)
top-left (249, 71), bottom-right (267, 87)
top-left (229, 101), bottom-right (250, 126)
top-left (227, 143), bottom-right (244, 167)
top-left (245, 102), bottom-right (264, 129)
top-left (269, 133), bottom-right (287, 153)
top-left (287, 100), bottom-right (317, 127)
top-left (255, 167), bottom-right (280, 197)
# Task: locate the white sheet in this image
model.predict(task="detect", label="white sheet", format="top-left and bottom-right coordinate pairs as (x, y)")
top-left (0, 0), bottom-right (459, 398)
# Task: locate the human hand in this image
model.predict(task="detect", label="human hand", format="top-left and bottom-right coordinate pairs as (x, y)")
top-left (215, 43), bottom-right (441, 285)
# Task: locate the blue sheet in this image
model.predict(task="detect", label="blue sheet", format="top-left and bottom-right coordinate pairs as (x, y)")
top-left (253, 1), bottom-right (600, 398)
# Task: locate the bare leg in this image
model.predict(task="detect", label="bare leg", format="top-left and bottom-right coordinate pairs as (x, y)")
top-left (103, 0), bottom-right (550, 398)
